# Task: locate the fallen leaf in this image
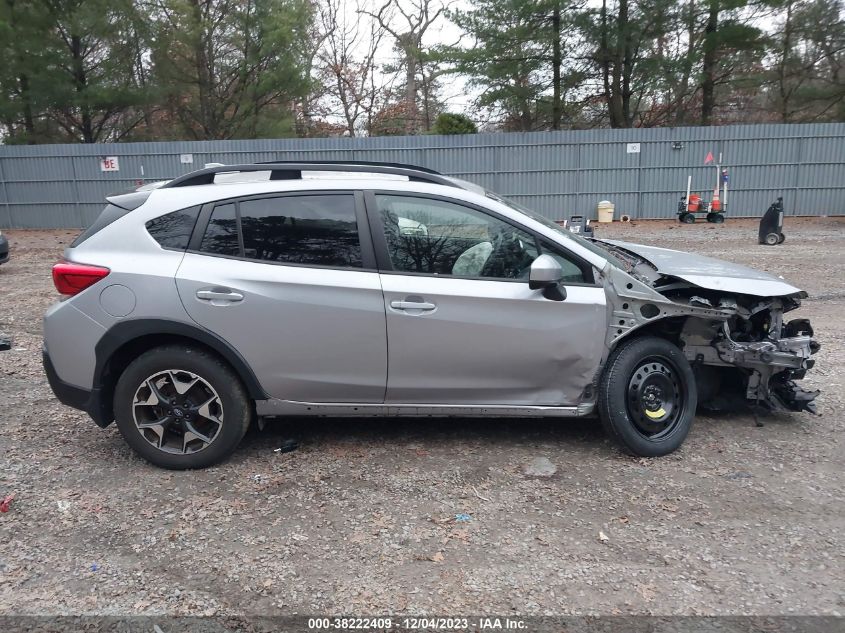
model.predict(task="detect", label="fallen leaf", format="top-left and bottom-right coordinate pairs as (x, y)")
top-left (598, 530), bottom-right (609, 543)
top-left (450, 528), bottom-right (470, 542)
top-left (431, 552), bottom-right (444, 563)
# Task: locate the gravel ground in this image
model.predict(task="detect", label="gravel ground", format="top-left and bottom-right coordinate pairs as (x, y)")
top-left (0, 218), bottom-right (843, 616)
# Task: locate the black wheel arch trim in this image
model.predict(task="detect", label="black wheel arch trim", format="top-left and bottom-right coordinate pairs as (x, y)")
top-left (87, 319), bottom-right (267, 427)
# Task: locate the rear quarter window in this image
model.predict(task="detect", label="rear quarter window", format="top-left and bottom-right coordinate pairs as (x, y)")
top-left (71, 204), bottom-right (131, 247)
top-left (145, 206), bottom-right (201, 250)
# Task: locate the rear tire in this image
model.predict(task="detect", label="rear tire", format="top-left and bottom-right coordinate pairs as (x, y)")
top-left (679, 213), bottom-right (695, 224)
top-left (777, 232), bottom-right (786, 244)
top-left (113, 345), bottom-right (252, 469)
top-left (598, 336), bottom-right (697, 457)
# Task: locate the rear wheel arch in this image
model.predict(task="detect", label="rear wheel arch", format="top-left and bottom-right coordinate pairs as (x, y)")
top-left (94, 320), bottom-right (266, 425)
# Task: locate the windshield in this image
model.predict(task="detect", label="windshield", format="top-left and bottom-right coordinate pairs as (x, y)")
top-left (485, 191), bottom-right (623, 268)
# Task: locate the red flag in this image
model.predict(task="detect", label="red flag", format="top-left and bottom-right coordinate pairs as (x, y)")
top-left (704, 151), bottom-right (714, 164)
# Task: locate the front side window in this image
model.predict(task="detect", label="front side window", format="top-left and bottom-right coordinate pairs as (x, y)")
top-left (240, 195), bottom-right (361, 267)
top-left (539, 241), bottom-right (590, 284)
top-left (376, 194), bottom-right (539, 280)
top-left (487, 190), bottom-right (621, 269)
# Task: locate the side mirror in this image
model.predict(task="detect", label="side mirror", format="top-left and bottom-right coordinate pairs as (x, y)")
top-left (529, 254), bottom-right (563, 289)
top-left (529, 254), bottom-right (567, 301)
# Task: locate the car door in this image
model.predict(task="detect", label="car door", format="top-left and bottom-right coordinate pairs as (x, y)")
top-left (368, 192), bottom-right (607, 407)
top-left (175, 191), bottom-right (387, 403)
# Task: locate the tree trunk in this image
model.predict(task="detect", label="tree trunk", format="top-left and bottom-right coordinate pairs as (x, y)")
top-left (599, 0), bottom-right (617, 127)
top-left (520, 92), bottom-right (533, 131)
top-left (778, 1), bottom-right (794, 122)
top-left (70, 34), bottom-right (94, 143)
top-left (620, 0), bottom-right (633, 127)
top-left (552, 2), bottom-right (562, 130)
top-left (190, 0), bottom-right (214, 138)
top-left (608, 0), bottom-right (628, 128)
top-left (18, 74), bottom-right (35, 142)
top-left (404, 45), bottom-right (417, 133)
top-left (701, 0), bottom-right (719, 126)
top-left (6, 0), bottom-right (36, 142)
top-left (673, 0), bottom-right (697, 125)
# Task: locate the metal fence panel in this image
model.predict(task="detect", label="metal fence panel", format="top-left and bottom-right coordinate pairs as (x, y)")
top-left (0, 122), bottom-right (843, 228)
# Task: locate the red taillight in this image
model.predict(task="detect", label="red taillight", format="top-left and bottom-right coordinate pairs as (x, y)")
top-left (52, 261), bottom-right (110, 296)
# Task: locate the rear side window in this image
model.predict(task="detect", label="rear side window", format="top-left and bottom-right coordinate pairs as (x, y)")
top-left (145, 206), bottom-right (200, 250)
top-left (200, 203), bottom-right (239, 256)
top-left (240, 195), bottom-right (361, 267)
top-left (198, 194), bottom-right (362, 268)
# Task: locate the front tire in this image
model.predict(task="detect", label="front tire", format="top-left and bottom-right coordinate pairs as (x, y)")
top-left (598, 336), bottom-right (697, 457)
top-left (113, 345), bottom-right (252, 469)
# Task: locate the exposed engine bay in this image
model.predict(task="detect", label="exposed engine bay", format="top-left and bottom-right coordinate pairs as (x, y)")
top-left (596, 240), bottom-right (820, 415)
top-left (666, 291), bottom-right (818, 413)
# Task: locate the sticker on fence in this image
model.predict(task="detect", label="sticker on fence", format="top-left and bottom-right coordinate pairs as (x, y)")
top-left (180, 154), bottom-right (193, 164)
top-left (626, 143), bottom-right (641, 154)
top-left (99, 157), bottom-right (120, 172)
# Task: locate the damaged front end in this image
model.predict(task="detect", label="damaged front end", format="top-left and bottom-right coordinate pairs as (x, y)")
top-left (677, 295), bottom-right (820, 414)
top-left (599, 258), bottom-right (821, 416)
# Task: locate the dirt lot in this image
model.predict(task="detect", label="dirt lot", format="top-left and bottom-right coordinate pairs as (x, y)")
top-left (0, 218), bottom-right (843, 616)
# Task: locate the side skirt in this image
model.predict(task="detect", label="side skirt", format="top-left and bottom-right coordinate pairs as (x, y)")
top-left (256, 399), bottom-right (594, 418)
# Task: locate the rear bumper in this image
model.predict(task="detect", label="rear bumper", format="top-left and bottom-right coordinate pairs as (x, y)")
top-left (43, 347), bottom-right (111, 427)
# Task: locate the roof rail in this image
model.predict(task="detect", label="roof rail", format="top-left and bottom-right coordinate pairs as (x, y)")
top-left (254, 159), bottom-right (444, 175)
top-left (160, 162), bottom-right (458, 189)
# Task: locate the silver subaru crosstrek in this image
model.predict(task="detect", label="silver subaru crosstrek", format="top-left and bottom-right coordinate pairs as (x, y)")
top-left (43, 162), bottom-right (820, 469)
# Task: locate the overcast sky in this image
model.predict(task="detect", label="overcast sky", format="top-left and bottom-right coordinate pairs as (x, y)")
top-left (337, 0), bottom-right (477, 117)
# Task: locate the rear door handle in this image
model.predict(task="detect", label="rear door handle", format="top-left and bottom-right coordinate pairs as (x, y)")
top-left (390, 300), bottom-right (436, 311)
top-left (196, 289), bottom-right (244, 303)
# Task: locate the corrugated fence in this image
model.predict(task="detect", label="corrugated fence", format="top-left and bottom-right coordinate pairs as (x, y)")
top-left (0, 122), bottom-right (843, 229)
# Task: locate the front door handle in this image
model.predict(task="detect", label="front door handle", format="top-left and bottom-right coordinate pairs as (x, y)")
top-left (196, 289), bottom-right (244, 303)
top-left (390, 299), bottom-right (436, 311)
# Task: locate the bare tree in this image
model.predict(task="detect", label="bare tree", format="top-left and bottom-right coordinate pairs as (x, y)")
top-left (361, 0), bottom-right (447, 133)
top-left (315, 0), bottom-right (389, 136)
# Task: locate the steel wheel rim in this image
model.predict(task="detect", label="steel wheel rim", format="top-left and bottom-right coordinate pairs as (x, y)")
top-left (626, 356), bottom-right (686, 440)
top-left (132, 370), bottom-right (223, 454)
